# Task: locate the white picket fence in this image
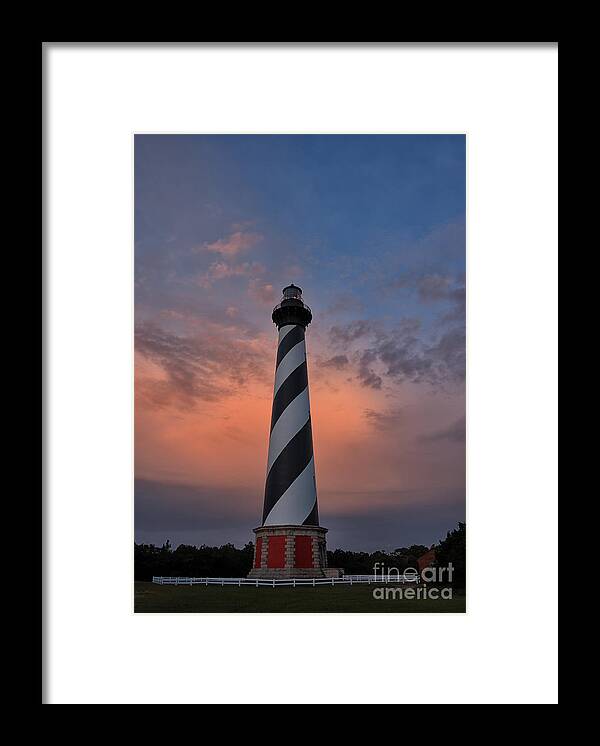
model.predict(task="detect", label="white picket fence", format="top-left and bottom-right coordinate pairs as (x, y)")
top-left (152, 574), bottom-right (420, 588)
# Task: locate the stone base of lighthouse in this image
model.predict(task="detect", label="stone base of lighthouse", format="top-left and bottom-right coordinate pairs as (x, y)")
top-left (248, 525), bottom-right (340, 579)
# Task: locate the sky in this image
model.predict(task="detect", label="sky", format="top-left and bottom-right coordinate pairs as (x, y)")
top-left (135, 135), bottom-right (465, 551)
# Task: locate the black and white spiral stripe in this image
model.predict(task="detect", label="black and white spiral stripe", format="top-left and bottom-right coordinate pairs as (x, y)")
top-left (262, 324), bottom-right (319, 526)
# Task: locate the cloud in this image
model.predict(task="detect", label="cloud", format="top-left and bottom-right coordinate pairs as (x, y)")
top-left (329, 316), bottom-right (465, 389)
top-left (440, 285), bottom-right (465, 324)
top-left (390, 270), bottom-right (464, 302)
top-left (319, 354), bottom-right (349, 370)
top-left (357, 349), bottom-right (382, 389)
top-left (426, 329), bottom-right (466, 380)
top-left (417, 273), bottom-right (454, 302)
top-left (421, 416), bottom-right (466, 443)
top-left (364, 407), bottom-right (404, 430)
top-left (134, 138), bottom-right (466, 552)
top-left (329, 320), bottom-right (382, 346)
top-left (197, 230), bottom-right (262, 257)
top-left (379, 325), bottom-right (465, 386)
top-left (248, 278), bottom-right (276, 304)
top-left (197, 260), bottom-right (265, 288)
top-left (135, 320), bottom-right (270, 408)
top-left (416, 274), bottom-right (465, 328)
top-left (387, 271), bottom-right (465, 329)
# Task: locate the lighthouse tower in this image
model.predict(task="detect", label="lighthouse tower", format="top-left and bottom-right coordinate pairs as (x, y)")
top-left (249, 285), bottom-right (332, 579)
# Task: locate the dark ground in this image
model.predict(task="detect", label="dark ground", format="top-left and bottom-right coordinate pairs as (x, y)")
top-left (134, 581), bottom-right (466, 613)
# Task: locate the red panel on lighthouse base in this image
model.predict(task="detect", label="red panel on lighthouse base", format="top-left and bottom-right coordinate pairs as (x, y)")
top-left (267, 536), bottom-right (286, 568)
top-left (248, 526), bottom-right (329, 579)
top-left (295, 536), bottom-right (314, 568)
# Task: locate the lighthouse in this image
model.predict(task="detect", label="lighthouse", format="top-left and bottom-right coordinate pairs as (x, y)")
top-left (249, 284), bottom-right (332, 579)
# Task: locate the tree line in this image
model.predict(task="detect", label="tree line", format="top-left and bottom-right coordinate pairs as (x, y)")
top-left (135, 522), bottom-right (465, 587)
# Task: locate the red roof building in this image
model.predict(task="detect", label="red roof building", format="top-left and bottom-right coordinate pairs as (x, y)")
top-left (417, 548), bottom-right (436, 572)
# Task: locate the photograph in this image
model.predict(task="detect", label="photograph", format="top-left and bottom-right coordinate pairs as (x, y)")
top-left (134, 134), bottom-right (466, 612)
top-left (44, 42), bottom-right (557, 705)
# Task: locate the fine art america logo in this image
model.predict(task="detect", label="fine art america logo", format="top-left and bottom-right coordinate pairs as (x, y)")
top-left (371, 562), bottom-right (455, 601)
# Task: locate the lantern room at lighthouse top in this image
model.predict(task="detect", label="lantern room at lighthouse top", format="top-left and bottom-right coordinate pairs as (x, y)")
top-left (283, 284), bottom-right (302, 300)
top-left (272, 284), bottom-right (313, 329)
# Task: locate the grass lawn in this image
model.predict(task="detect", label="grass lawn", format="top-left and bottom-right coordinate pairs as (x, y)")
top-left (134, 581), bottom-right (466, 613)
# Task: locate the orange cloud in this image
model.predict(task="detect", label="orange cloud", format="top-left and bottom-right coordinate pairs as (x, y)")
top-left (135, 323), bottom-right (465, 524)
